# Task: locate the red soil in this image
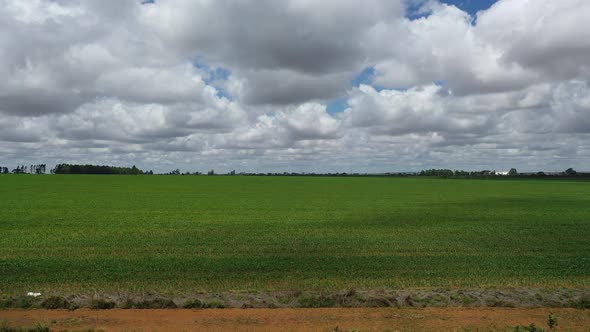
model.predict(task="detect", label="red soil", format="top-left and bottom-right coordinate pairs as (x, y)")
top-left (1, 308), bottom-right (589, 331)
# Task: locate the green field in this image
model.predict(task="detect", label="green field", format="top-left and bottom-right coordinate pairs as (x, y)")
top-left (0, 175), bottom-right (589, 295)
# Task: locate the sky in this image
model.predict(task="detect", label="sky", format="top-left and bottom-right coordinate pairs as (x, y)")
top-left (1, 0), bottom-right (590, 173)
top-left (440, 0), bottom-right (497, 15)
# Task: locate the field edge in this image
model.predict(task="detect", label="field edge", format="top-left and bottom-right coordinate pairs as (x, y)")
top-left (2, 288), bottom-right (589, 310)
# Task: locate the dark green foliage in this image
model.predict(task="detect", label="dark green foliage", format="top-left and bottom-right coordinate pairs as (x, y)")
top-left (30, 323), bottom-right (49, 332)
top-left (299, 295), bottom-right (337, 308)
top-left (202, 301), bottom-right (225, 309)
top-left (0, 297), bottom-right (39, 309)
top-left (547, 312), bottom-right (557, 331)
top-left (564, 168), bottom-right (577, 176)
top-left (41, 296), bottom-right (70, 309)
top-left (51, 164), bottom-right (143, 175)
top-left (182, 299), bottom-right (203, 308)
top-left (420, 169), bottom-right (454, 176)
top-left (363, 297), bottom-right (392, 307)
top-left (133, 299), bottom-right (177, 309)
top-left (485, 298), bottom-right (516, 308)
top-left (513, 324), bottom-right (545, 332)
top-left (571, 296), bottom-right (590, 308)
top-left (0, 321), bottom-right (49, 332)
top-left (120, 299), bottom-right (135, 309)
top-left (450, 293), bottom-right (478, 306)
top-left (90, 299), bottom-right (116, 309)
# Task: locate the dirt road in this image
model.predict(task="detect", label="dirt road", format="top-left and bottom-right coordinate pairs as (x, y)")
top-left (1, 308), bottom-right (589, 331)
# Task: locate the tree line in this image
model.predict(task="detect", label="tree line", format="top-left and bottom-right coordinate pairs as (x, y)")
top-left (51, 164), bottom-right (148, 175)
top-left (0, 164), bottom-right (586, 177)
top-left (418, 168), bottom-right (585, 177)
top-left (0, 164), bottom-right (46, 174)
top-left (167, 167), bottom-right (585, 177)
top-left (419, 168), bottom-right (515, 177)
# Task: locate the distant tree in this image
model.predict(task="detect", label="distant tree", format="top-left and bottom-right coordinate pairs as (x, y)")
top-left (170, 169), bottom-right (180, 175)
top-left (208, 169), bottom-right (215, 175)
top-left (480, 170), bottom-right (491, 176)
top-left (508, 168), bottom-right (518, 176)
top-left (28, 164), bottom-right (46, 174)
top-left (454, 170), bottom-right (469, 177)
top-left (564, 168), bottom-right (577, 176)
top-left (419, 169), bottom-right (453, 177)
top-left (131, 165), bottom-right (142, 175)
top-left (229, 170), bottom-right (236, 176)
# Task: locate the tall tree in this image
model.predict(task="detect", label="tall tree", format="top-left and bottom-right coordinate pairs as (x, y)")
top-left (565, 168), bottom-right (577, 176)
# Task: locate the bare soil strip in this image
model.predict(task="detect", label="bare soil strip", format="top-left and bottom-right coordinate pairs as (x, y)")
top-left (1, 308), bottom-right (590, 332)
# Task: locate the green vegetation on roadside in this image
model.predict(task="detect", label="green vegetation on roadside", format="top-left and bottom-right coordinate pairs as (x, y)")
top-left (0, 175), bottom-right (589, 295)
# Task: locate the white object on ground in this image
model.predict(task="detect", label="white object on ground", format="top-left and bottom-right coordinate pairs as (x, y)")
top-left (27, 292), bottom-right (42, 297)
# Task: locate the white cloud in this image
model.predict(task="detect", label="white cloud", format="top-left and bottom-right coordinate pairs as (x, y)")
top-left (344, 84), bottom-right (493, 135)
top-left (1, 0), bottom-right (590, 172)
top-left (219, 103), bottom-right (340, 150)
top-left (476, 0), bottom-right (590, 80)
top-left (372, 2), bottom-right (538, 94)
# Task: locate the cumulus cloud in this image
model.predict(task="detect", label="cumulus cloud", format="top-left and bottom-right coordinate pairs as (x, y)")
top-left (142, 0), bottom-right (402, 73)
top-left (371, 2), bottom-right (538, 94)
top-left (218, 103), bottom-right (341, 151)
top-left (1, 0), bottom-right (590, 172)
top-left (0, 116), bottom-right (45, 142)
top-left (504, 81), bottom-right (590, 135)
top-left (345, 84), bottom-right (494, 135)
top-left (476, 1), bottom-right (590, 80)
top-left (227, 69), bottom-right (352, 106)
top-left (372, 0), bottom-right (590, 96)
top-left (140, 0), bottom-right (404, 105)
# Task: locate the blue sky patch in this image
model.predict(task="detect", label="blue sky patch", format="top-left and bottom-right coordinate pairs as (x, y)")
top-left (192, 59), bottom-right (232, 99)
top-left (326, 98), bottom-right (349, 114)
top-left (440, 0), bottom-right (498, 15)
top-left (192, 59), bottom-right (231, 84)
top-left (407, 0), bottom-right (498, 20)
top-left (352, 67), bottom-right (375, 87)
